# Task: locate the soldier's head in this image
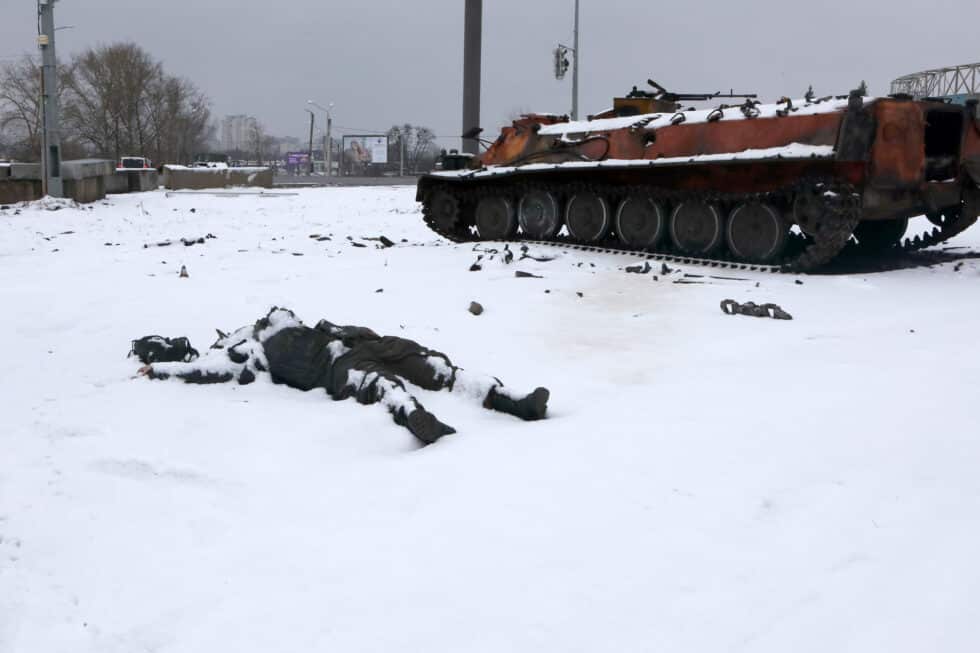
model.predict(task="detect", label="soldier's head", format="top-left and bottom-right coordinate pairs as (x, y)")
top-left (253, 307), bottom-right (303, 341)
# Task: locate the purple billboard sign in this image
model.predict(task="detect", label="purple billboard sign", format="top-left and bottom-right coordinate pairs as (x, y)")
top-left (286, 152), bottom-right (310, 166)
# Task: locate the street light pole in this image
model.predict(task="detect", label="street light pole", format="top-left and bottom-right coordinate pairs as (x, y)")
top-left (305, 109), bottom-right (315, 175)
top-left (326, 112), bottom-right (332, 177)
top-left (38, 0), bottom-right (63, 197)
top-left (572, 0), bottom-right (580, 120)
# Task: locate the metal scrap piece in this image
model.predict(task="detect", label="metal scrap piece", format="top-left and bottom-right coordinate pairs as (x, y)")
top-left (720, 299), bottom-right (793, 320)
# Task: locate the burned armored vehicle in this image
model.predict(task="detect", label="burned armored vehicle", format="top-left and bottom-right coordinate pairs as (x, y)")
top-left (417, 81), bottom-right (980, 271)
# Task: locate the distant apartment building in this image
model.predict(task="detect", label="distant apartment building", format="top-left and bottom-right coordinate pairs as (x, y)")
top-left (220, 114), bottom-right (258, 152)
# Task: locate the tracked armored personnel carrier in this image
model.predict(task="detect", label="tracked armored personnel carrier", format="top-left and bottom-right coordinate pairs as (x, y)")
top-left (417, 81), bottom-right (980, 271)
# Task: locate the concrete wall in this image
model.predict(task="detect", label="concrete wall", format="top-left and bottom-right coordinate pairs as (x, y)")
top-left (62, 159), bottom-right (114, 183)
top-left (7, 163), bottom-right (42, 181)
top-left (0, 159), bottom-right (114, 204)
top-left (106, 169), bottom-right (159, 194)
top-left (63, 176), bottom-right (106, 204)
top-left (162, 166), bottom-right (274, 190)
top-left (0, 179), bottom-right (42, 204)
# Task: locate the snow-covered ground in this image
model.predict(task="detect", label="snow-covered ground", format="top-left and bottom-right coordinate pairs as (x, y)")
top-left (1, 187), bottom-right (979, 652)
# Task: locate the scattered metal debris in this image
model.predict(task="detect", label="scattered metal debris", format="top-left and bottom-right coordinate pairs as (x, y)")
top-left (519, 244), bottom-right (556, 262)
top-left (720, 299), bottom-right (792, 320)
top-left (143, 234), bottom-right (216, 249)
top-left (363, 235), bottom-right (396, 248)
top-left (515, 271), bottom-right (543, 278)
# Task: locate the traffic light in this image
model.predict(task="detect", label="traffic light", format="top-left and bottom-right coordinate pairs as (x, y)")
top-left (554, 46), bottom-right (570, 80)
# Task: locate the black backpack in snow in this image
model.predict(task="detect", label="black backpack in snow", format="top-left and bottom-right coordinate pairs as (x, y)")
top-left (128, 335), bottom-right (199, 364)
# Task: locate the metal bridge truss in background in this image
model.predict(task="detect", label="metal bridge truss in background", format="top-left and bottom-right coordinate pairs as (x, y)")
top-left (890, 62), bottom-right (980, 99)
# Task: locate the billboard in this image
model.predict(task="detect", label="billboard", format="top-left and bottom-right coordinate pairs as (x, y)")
top-left (285, 151), bottom-right (310, 166)
top-left (342, 135), bottom-right (388, 173)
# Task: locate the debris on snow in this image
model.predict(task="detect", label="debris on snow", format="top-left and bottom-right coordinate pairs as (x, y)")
top-left (519, 244), bottom-right (556, 262)
top-left (720, 299), bottom-right (792, 320)
top-left (143, 234), bottom-right (216, 249)
top-left (363, 235), bottom-right (396, 248)
top-left (468, 301), bottom-right (484, 316)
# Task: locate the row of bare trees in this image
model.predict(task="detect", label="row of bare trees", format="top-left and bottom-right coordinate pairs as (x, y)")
top-left (387, 124), bottom-right (439, 173)
top-left (0, 42), bottom-right (212, 164)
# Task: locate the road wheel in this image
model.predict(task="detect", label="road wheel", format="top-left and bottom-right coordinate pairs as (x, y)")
top-left (475, 196), bottom-right (517, 240)
top-left (518, 190), bottom-right (561, 239)
top-left (615, 195), bottom-right (665, 248)
top-left (428, 190), bottom-right (461, 231)
top-left (853, 217), bottom-right (908, 252)
top-left (669, 200), bottom-right (723, 255)
top-left (565, 192), bottom-right (611, 242)
top-left (726, 201), bottom-right (788, 263)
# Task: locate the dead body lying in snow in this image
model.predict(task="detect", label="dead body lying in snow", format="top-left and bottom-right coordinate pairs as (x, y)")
top-left (130, 307), bottom-right (550, 444)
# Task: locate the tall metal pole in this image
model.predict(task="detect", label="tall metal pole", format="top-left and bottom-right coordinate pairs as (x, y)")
top-left (325, 113), bottom-right (332, 177)
top-left (306, 110), bottom-right (315, 175)
top-left (462, 0), bottom-right (482, 155)
top-left (572, 0), bottom-right (580, 120)
top-left (38, 0), bottom-right (63, 197)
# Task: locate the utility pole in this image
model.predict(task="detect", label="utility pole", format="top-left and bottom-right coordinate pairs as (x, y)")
top-left (400, 133), bottom-right (405, 177)
top-left (572, 0), bottom-right (580, 120)
top-left (305, 109), bottom-right (315, 175)
top-left (325, 112), bottom-right (332, 177)
top-left (462, 0), bottom-right (482, 155)
top-left (308, 100), bottom-right (334, 176)
top-left (38, 0), bottom-right (63, 197)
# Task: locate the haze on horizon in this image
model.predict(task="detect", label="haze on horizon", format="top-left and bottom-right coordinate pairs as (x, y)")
top-left (2, 0), bottom-right (977, 147)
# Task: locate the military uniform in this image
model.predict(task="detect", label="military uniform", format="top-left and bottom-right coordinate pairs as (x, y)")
top-left (135, 308), bottom-right (550, 444)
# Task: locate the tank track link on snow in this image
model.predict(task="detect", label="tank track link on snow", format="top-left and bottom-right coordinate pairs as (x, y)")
top-left (421, 177), bottom-right (977, 274)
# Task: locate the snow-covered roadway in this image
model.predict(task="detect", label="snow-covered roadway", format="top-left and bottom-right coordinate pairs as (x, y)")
top-left (1, 188), bottom-right (978, 652)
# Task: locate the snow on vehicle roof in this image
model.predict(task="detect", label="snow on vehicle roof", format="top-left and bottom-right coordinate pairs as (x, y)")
top-left (536, 97), bottom-right (855, 137)
top-left (432, 143), bottom-right (835, 179)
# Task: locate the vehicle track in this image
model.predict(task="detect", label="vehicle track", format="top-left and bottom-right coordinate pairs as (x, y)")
top-left (421, 179), bottom-right (977, 275)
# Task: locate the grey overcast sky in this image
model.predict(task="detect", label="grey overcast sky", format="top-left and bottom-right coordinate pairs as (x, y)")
top-left (2, 0), bottom-right (978, 147)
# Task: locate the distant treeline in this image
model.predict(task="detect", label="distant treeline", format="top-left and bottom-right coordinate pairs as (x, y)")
top-left (0, 42), bottom-right (211, 164)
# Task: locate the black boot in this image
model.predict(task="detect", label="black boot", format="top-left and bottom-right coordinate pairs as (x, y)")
top-left (485, 386), bottom-right (550, 421)
top-left (405, 408), bottom-right (456, 445)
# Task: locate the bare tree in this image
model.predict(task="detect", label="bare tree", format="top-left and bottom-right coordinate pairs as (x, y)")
top-left (411, 127), bottom-right (437, 172)
top-left (386, 123), bottom-right (439, 173)
top-left (0, 55), bottom-right (75, 160)
top-left (246, 119), bottom-right (267, 164)
top-left (62, 42), bottom-right (212, 164)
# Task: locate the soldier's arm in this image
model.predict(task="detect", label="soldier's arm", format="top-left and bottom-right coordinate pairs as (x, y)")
top-left (140, 343), bottom-right (259, 385)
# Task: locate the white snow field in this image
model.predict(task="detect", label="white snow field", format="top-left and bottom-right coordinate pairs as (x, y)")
top-left (1, 187), bottom-right (979, 652)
